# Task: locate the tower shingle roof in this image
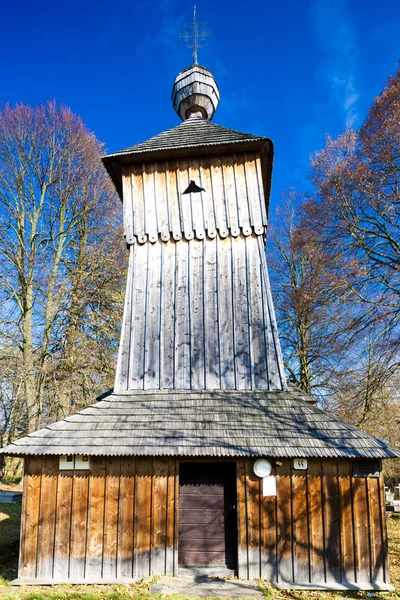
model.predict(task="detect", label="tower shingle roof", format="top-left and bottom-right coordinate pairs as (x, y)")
top-left (102, 118), bottom-right (272, 198)
top-left (2, 388), bottom-right (399, 459)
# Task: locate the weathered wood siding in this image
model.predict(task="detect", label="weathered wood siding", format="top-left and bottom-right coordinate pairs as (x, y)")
top-left (121, 153), bottom-right (267, 244)
top-left (19, 456), bottom-right (177, 583)
top-left (237, 458), bottom-right (389, 586)
top-left (19, 456), bottom-right (389, 586)
top-left (115, 234), bottom-right (285, 391)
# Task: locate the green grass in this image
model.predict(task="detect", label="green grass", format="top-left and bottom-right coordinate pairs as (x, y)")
top-left (0, 502), bottom-right (399, 599)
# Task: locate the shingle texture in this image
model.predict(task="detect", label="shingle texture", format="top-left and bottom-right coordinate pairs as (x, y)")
top-left (104, 118), bottom-right (267, 158)
top-left (2, 388), bottom-right (399, 459)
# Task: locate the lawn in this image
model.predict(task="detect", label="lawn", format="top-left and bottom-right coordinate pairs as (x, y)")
top-left (0, 502), bottom-right (399, 600)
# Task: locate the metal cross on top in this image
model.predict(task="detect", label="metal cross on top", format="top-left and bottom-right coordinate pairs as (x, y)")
top-left (179, 5), bottom-right (211, 65)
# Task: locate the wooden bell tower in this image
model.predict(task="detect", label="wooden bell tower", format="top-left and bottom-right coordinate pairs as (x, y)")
top-left (105, 62), bottom-right (286, 393)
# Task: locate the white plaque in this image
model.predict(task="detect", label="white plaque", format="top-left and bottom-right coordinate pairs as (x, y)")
top-left (262, 475), bottom-right (277, 497)
top-left (293, 458), bottom-right (308, 470)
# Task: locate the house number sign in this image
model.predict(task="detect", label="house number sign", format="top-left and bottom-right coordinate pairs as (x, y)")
top-left (293, 458), bottom-right (308, 470)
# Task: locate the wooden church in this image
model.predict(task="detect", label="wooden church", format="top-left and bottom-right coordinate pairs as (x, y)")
top-left (2, 59), bottom-right (399, 590)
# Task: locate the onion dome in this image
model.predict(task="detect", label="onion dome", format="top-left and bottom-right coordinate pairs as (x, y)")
top-left (172, 64), bottom-right (220, 121)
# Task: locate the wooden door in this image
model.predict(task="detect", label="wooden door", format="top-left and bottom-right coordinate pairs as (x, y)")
top-left (178, 462), bottom-right (237, 569)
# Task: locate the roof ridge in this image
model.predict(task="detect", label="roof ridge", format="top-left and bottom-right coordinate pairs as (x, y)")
top-left (104, 119), bottom-right (267, 159)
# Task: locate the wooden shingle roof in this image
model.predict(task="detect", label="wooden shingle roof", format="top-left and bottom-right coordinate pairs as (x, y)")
top-left (106, 118), bottom-right (266, 157)
top-left (102, 118), bottom-right (272, 198)
top-left (2, 388), bottom-right (399, 459)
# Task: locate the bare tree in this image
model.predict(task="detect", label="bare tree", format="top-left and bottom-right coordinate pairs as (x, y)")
top-left (268, 190), bottom-right (351, 398)
top-left (0, 101), bottom-right (125, 435)
top-left (308, 66), bottom-right (400, 363)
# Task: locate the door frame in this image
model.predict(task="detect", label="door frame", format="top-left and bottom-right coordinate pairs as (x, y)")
top-left (176, 459), bottom-right (239, 575)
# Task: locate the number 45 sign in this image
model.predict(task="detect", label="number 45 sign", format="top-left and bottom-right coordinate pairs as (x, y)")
top-left (294, 458), bottom-right (308, 470)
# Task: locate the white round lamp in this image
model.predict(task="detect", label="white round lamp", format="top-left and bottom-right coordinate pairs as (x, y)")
top-left (253, 459), bottom-right (272, 478)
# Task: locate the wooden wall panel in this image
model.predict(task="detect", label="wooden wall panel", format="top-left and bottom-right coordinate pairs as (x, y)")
top-left (338, 461), bottom-right (355, 583)
top-left (308, 460), bottom-right (325, 583)
top-left (134, 459), bottom-right (152, 577)
top-left (276, 460), bottom-right (293, 584)
top-left (18, 456), bottom-right (390, 587)
top-left (323, 460), bottom-right (341, 583)
top-left (69, 472), bottom-right (89, 579)
top-left (36, 458), bottom-right (58, 580)
top-left (86, 458), bottom-right (106, 580)
top-left (352, 476), bottom-right (371, 583)
top-left (237, 458), bottom-right (389, 588)
top-left (292, 469), bottom-right (310, 584)
top-left (19, 457), bottom-right (42, 579)
top-left (260, 466), bottom-right (277, 582)
top-left (53, 470), bottom-right (73, 579)
top-left (103, 458), bottom-right (121, 579)
top-left (151, 459), bottom-right (168, 575)
top-left (118, 458), bottom-right (136, 579)
top-left (245, 459), bottom-right (261, 579)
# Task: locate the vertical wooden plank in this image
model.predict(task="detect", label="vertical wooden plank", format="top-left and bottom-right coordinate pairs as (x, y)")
top-left (233, 154), bottom-right (251, 235)
top-left (115, 245), bottom-right (134, 392)
top-left (367, 477), bottom-right (385, 584)
top-left (174, 240), bottom-right (191, 389)
top-left (173, 460), bottom-right (179, 576)
top-left (232, 235), bottom-right (251, 389)
top-left (154, 162), bottom-right (170, 242)
top-left (276, 459), bottom-right (293, 584)
top-left (255, 154), bottom-right (268, 226)
top-left (244, 153), bottom-right (263, 233)
top-left (69, 471), bottom-right (89, 579)
top-left (204, 235), bottom-right (220, 388)
top-left (143, 162), bottom-right (158, 243)
top-left (121, 168), bottom-right (134, 244)
top-left (166, 160), bottom-right (182, 242)
top-left (177, 158), bottom-right (193, 240)
top-left (236, 459), bottom-right (248, 579)
top-left (144, 239), bottom-right (162, 389)
top-left (248, 236), bottom-right (267, 388)
top-left (118, 458), bottom-right (135, 579)
top-left (160, 240), bottom-right (175, 388)
top-left (165, 459), bottom-right (176, 574)
top-left (151, 459), bottom-right (168, 575)
top-left (352, 474), bottom-right (371, 583)
top-left (53, 468), bottom-right (73, 580)
top-left (130, 243), bottom-right (147, 388)
top-left (338, 460), bottom-right (356, 584)
top-left (36, 457), bottom-right (58, 580)
top-left (131, 165), bottom-right (146, 243)
top-left (259, 242), bottom-right (283, 390)
top-left (19, 457), bottom-right (42, 579)
top-left (17, 460), bottom-right (28, 579)
top-left (189, 238), bottom-right (205, 389)
top-left (378, 470), bottom-right (390, 583)
top-left (217, 236), bottom-right (235, 388)
top-left (307, 459), bottom-right (325, 584)
top-left (260, 465), bottom-right (277, 582)
top-left (292, 468), bottom-right (310, 584)
top-left (135, 458), bottom-right (152, 577)
top-left (188, 159), bottom-right (206, 240)
top-left (103, 458), bottom-right (121, 579)
top-left (198, 157), bottom-right (216, 237)
top-left (322, 460), bottom-right (341, 583)
top-left (245, 459), bottom-right (261, 579)
top-left (85, 458), bottom-right (106, 580)
top-left (222, 155), bottom-right (240, 236)
top-left (210, 157), bottom-right (228, 237)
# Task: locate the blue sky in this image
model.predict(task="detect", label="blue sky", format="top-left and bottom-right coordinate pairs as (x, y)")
top-left (1, 0), bottom-right (399, 214)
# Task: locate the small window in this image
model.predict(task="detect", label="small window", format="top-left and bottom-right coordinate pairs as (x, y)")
top-left (59, 455), bottom-right (91, 470)
top-left (352, 460), bottom-right (380, 477)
